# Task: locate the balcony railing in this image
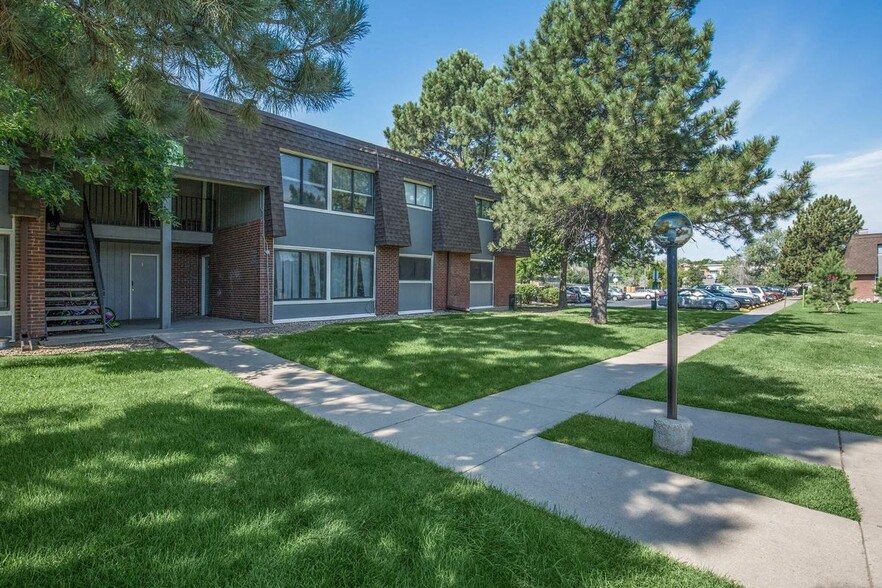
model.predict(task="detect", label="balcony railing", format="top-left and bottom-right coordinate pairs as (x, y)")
top-left (82, 183), bottom-right (214, 232)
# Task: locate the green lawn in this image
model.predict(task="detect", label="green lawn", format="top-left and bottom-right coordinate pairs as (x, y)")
top-left (248, 308), bottom-right (736, 409)
top-left (623, 303), bottom-right (882, 436)
top-left (542, 414), bottom-right (860, 520)
top-left (0, 350), bottom-right (734, 587)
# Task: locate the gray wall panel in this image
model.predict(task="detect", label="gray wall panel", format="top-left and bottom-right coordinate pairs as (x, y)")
top-left (399, 283), bottom-right (432, 312)
top-left (0, 169), bottom-right (10, 229)
top-left (0, 315), bottom-right (11, 339)
top-left (276, 207), bottom-right (375, 251)
top-left (401, 207), bottom-right (432, 255)
top-left (99, 241), bottom-right (160, 320)
top-left (217, 185), bottom-right (262, 229)
top-left (470, 283), bottom-right (493, 308)
top-left (474, 220), bottom-right (494, 260)
top-left (274, 300), bottom-right (375, 321)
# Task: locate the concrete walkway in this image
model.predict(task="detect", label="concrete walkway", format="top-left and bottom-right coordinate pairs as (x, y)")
top-left (159, 300), bottom-right (881, 588)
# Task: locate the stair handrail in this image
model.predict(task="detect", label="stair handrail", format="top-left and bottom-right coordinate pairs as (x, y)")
top-left (82, 199), bottom-right (107, 333)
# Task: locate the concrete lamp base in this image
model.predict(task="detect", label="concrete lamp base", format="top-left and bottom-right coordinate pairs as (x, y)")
top-left (653, 417), bottom-right (694, 456)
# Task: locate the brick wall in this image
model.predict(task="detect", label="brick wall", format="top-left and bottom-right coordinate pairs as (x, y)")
top-left (433, 252), bottom-right (448, 311)
top-left (172, 246), bottom-right (201, 318)
top-left (15, 209), bottom-right (46, 338)
top-left (852, 275), bottom-right (878, 301)
top-left (375, 245), bottom-right (399, 315)
top-left (210, 220), bottom-right (272, 323)
top-left (493, 255), bottom-right (516, 307)
top-left (432, 251), bottom-right (471, 311)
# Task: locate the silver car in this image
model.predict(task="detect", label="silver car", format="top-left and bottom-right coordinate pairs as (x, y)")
top-left (660, 288), bottom-right (740, 311)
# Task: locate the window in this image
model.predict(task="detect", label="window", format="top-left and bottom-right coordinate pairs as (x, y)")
top-left (331, 165), bottom-right (374, 215)
top-left (470, 260), bottom-right (493, 282)
top-left (281, 154), bottom-right (328, 209)
top-left (399, 256), bottom-right (431, 281)
top-left (404, 181), bottom-right (433, 208)
top-left (274, 250), bottom-right (326, 300)
top-left (475, 198), bottom-right (493, 219)
top-left (0, 235), bottom-right (9, 311)
top-left (331, 253), bottom-right (374, 299)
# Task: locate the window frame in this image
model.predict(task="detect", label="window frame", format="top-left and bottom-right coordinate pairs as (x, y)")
top-left (330, 252), bottom-right (375, 300)
top-left (273, 245), bottom-right (376, 305)
top-left (475, 197), bottom-right (494, 221)
top-left (273, 249), bottom-right (327, 302)
top-left (403, 180), bottom-right (433, 210)
top-left (0, 232), bottom-right (11, 314)
top-left (332, 165), bottom-right (375, 215)
top-left (398, 254), bottom-right (433, 283)
top-left (281, 150), bottom-right (375, 218)
top-left (470, 259), bottom-right (494, 284)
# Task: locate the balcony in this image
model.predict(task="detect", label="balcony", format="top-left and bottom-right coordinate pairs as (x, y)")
top-left (83, 183), bottom-right (215, 233)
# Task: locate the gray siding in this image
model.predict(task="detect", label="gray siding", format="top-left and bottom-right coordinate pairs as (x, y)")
top-left (274, 300), bottom-right (375, 321)
top-left (276, 207), bottom-right (374, 251)
top-left (217, 185), bottom-right (262, 229)
top-left (399, 283), bottom-right (432, 312)
top-left (470, 283), bottom-right (494, 309)
top-left (0, 169), bottom-right (10, 229)
top-left (474, 220), bottom-right (494, 260)
top-left (99, 241), bottom-right (160, 320)
top-left (0, 315), bottom-right (10, 339)
top-left (401, 207), bottom-right (432, 255)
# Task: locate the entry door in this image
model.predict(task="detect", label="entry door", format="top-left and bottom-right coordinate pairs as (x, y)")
top-left (130, 254), bottom-right (159, 319)
top-left (200, 254), bottom-right (210, 316)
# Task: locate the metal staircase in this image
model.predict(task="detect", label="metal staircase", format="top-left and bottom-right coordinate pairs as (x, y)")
top-left (44, 228), bottom-right (105, 335)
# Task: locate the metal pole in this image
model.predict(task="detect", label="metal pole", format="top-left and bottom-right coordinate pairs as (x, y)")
top-left (666, 246), bottom-right (678, 420)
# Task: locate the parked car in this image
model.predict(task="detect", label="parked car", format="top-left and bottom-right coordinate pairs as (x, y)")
top-left (701, 284), bottom-right (755, 308)
top-left (734, 286), bottom-right (766, 303)
top-left (659, 288), bottom-right (740, 311)
top-left (608, 287), bottom-right (625, 301)
top-left (576, 286), bottom-right (592, 302)
top-left (566, 286), bottom-right (588, 303)
top-left (631, 288), bottom-right (657, 299)
top-left (785, 287), bottom-right (799, 296)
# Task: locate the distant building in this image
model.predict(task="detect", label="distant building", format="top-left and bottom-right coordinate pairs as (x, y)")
top-left (844, 232), bottom-right (882, 301)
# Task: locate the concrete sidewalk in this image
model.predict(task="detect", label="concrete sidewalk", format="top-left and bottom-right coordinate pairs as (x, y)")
top-left (160, 300), bottom-right (880, 588)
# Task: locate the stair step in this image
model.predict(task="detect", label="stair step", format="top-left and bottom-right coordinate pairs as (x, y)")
top-left (45, 254), bottom-right (90, 260)
top-left (46, 247), bottom-right (87, 253)
top-left (46, 314), bottom-right (101, 322)
top-left (45, 278), bottom-right (96, 284)
top-left (46, 297), bottom-right (98, 303)
top-left (45, 270), bottom-right (94, 276)
top-left (47, 324), bottom-right (105, 334)
top-left (45, 288), bottom-right (97, 294)
top-left (47, 305), bottom-right (100, 312)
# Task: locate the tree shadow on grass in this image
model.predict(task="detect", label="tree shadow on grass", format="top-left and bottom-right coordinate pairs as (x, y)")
top-left (0, 382), bottom-right (730, 587)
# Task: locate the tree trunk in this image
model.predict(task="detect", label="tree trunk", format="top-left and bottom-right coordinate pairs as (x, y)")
top-left (558, 255), bottom-right (569, 309)
top-left (590, 215), bottom-right (612, 324)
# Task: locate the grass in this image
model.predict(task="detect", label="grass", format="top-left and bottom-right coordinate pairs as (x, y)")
top-left (623, 303), bottom-right (882, 436)
top-left (247, 308), bottom-right (736, 409)
top-left (542, 414), bottom-right (860, 520)
top-left (0, 349), bottom-right (735, 587)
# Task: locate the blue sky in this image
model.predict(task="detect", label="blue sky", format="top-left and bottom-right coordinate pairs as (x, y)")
top-left (294, 0), bottom-right (882, 261)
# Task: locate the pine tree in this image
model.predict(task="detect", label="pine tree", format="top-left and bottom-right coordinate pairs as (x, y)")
top-left (807, 250), bottom-right (855, 313)
top-left (384, 50), bottom-right (501, 177)
top-left (779, 195), bottom-right (865, 284)
top-left (1, 0), bottom-right (368, 216)
top-left (490, 0), bottom-right (813, 323)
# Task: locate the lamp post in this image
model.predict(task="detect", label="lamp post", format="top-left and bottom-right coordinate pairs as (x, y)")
top-left (650, 212), bottom-right (694, 456)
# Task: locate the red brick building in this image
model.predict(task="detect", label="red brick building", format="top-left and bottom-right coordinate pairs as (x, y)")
top-left (0, 97), bottom-right (526, 342)
top-left (844, 232), bottom-right (882, 301)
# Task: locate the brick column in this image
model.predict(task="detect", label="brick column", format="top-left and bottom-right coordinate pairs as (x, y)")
top-left (433, 252), bottom-right (448, 311)
top-left (15, 208), bottom-right (46, 338)
top-left (447, 252), bottom-right (471, 311)
top-left (493, 255), bottom-right (516, 307)
top-left (375, 246), bottom-right (399, 316)
top-left (210, 220), bottom-right (272, 323)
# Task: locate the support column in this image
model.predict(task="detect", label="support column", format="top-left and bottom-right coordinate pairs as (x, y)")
top-left (159, 197), bottom-right (172, 329)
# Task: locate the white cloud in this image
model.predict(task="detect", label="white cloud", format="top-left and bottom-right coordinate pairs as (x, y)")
top-left (813, 149), bottom-right (882, 182)
top-left (809, 148), bottom-right (882, 233)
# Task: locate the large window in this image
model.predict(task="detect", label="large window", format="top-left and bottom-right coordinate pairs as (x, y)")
top-left (331, 253), bottom-right (374, 299)
top-left (0, 235), bottom-right (9, 311)
top-left (470, 260), bottom-right (493, 282)
top-left (404, 181), bottom-right (433, 208)
top-left (475, 198), bottom-right (493, 220)
top-left (274, 250), bottom-right (326, 300)
top-left (399, 256), bottom-right (431, 282)
top-left (281, 154), bottom-right (328, 209)
top-left (332, 166), bottom-right (374, 215)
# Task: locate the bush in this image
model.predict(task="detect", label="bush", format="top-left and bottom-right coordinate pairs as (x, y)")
top-left (875, 277), bottom-right (882, 300)
top-left (515, 283), bottom-right (540, 304)
top-left (539, 285), bottom-right (561, 305)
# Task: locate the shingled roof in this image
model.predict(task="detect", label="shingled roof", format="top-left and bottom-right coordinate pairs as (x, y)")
top-left (844, 232), bottom-right (882, 275)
